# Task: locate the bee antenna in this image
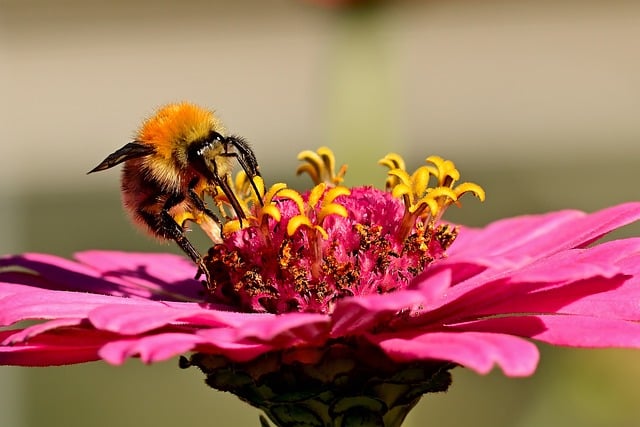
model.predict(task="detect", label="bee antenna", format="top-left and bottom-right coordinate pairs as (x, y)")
top-left (88, 142), bottom-right (155, 174)
top-left (225, 136), bottom-right (264, 206)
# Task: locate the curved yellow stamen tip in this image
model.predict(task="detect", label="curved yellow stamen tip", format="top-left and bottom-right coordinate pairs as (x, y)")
top-left (411, 166), bottom-right (432, 197)
top-left (324, 186), bottom-right (350, 204)
top-left (281, 183), bottom-right (350, 239)
top-left (454, 182), bottom-right (486, 202)
top-left (391, 183), bottom-right (412, 201)
top-left (387, 169), bottom-right (411, 186)
top-left (259, 205), bottom-right (282, 223)
top-left (295, 163), bottom-right (320, 184)
top-left (297, 147), bottom-right (347, 186)
top-left (414, 198), bottom-right (439, 217)
top-left (378, 153), bottom-right (406, 171)
top-left (318, 204), bottom-right (348, 221)
top-left (223, 220), bottom-right (243, 235)
top-left (426, 155), bottom-right (460, 187)
top-left (277, 188), bottom-right (306, 215)
top-left (382, 153), bottom-right (485, 238)
top-left (308, 183), bottom-right (327, 208)
top-left (287, 215), bottom-right (313, 236)
top-left (379, 153), bottom-right (407, 190)
top-left (426, 186), bottom-right (458, 202)
top-left (261, 183), bottom-right (287, 206)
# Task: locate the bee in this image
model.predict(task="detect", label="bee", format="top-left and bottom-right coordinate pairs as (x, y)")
top-left (88, 102), bottom-right (262, 282)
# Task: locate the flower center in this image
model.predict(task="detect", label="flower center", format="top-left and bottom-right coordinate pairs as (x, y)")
top-left (204, 148), bottom-right (484, 314)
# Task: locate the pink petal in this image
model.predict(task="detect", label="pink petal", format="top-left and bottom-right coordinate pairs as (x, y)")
top-left (0, 252), bottom-right (202, 301)
top-left (0, 288), bottom-right (154, 326)
top-left (99, 333), bottom-right (207, 365)
top-left (331, 269), bottom-right (452, 336)
top-left (369, 330), bottom-right (539, 377)
top-left (0, 253), bottom-right (122, 293)
top-left (469, 275), bottom-right (631, 320)
top-left (74, 251), bottom-right (202, 300)
top-left (196, 328), bottom-right (275, 362)
top-left (331, 290), bottom-right (426, 337)
top-left (448, 202), bottom-right (640, 269)
top-left (87, 302), bottom-right (279, 335)
top-left (455, 315), bottom-right (640, 348)
top-left (1, 318), bottom-right (84, 345)
top-left (88, 303), bottom-right (219, 335)
top-left (0, 328), bottom-right (114, 366)
top-left (413, 239), bottom-right (640, 326)
top-left (236, 312), bottom-right (330, 346)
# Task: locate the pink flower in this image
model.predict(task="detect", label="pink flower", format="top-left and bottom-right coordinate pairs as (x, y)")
top-left (2, 201), bottom-right (640, 375)
top-left (2, 147), bottom-right (640, 425)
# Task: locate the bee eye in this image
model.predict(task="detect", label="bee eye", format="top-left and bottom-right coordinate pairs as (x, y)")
top-left (209, 131), bottom-right (224, 143)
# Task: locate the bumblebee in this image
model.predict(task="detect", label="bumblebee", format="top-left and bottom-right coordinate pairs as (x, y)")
top-left (89, 102), bottom-right (262, 281)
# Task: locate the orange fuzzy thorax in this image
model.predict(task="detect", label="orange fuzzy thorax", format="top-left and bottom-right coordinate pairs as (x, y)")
top-left (136, 102), bottom-right (225, 161)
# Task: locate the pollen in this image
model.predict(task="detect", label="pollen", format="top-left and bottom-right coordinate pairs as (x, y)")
top-left (203, 147), bottom-right (484, 314)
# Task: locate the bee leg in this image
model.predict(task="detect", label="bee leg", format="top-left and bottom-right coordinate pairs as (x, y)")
top-left (169, 230), bottom-right (210, 284)
top-left (214, 174), bottom-right (247, 226)
top-left (220, 136), bottom-right (264, 206)
top-left (187, 178), bottom-right (224, 242)
top-left (187, 179), bottom-right (221, 224)
top-left (157, 195), bottom-right (212, 286)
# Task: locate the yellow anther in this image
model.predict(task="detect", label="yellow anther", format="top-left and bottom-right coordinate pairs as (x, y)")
top-left (297, 147), bottom-right (347, 186)
top-left (413, 198), bottom-right (439, 217)
top-left (453, 182), bottom-right (486, 202)
top-left (382, 153), bottom-right (484, 237)
top-left (379, 153), bottom-right (407, 190)
top-left (386, 169), bottom-right (411, 187)
top-left (295, 163), bottom-right (319, 184)
top-left (318, 204), bottom-right (349, 222)
top-left (411, 166), bottom-right (432, 197)
top-left (263, 183), bottom-right (288, 205)
top-left (222, 220), bottom-right (243, 235)
top-left (426, 187), bottom-right (458, 202)
top-left (277, 188), bottom-right (306, 215)
top-left (287, 215), bottom-right (313, 236)
top-left (314, 225), bottom-right (329, 240)
top-left (391, 183), bottom-right (412, 202)
top-left (258, 205), bottom-right (282, 224)
top-left (426, 156), bottom-right (460, 187)
top-left (323, 186), bottom-right (351, 205)
top-left (308, 183), bottom-right (327, 208)
top-left (279, 183), bottom-right (350, 240)
top-left (378, 153), bottom-right (406, 171)
top-left (317, 146), bottom-right (337, 180)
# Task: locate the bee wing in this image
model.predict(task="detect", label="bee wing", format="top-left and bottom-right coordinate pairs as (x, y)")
top-left (88, 142), bottom-right (155, 173)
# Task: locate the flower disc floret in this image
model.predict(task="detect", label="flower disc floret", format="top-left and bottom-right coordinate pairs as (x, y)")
top-left (205, 184), bottom-right (458, 314)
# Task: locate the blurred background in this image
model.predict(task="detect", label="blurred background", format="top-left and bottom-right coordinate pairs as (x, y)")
top-left (1, 0), bottom-right (639, 426)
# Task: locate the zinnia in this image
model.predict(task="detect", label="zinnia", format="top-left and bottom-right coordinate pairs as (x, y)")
top-left (2, 148), bottom-right (640, 427)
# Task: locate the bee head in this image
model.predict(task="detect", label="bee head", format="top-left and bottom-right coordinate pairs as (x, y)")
top-left (187, 131), bottom-right (263, 220)
top-left (188, 131), bottom-right (260, 183)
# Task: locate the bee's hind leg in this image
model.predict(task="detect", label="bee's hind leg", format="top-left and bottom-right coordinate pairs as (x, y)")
top-left (139, 194), bottom-right (213, 288)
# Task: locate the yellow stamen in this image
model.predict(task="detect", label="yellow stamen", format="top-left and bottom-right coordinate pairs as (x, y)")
top-left (221, 180), bottom-right (290, 235)
top-left (307, 183), bottom-right (327, 209)
top-left (284, 184), bottom-right (350, 239)
top-left (297, 147), bottom-right (348, 186)
top-left (378, 153), bottom-right (407, 190)
top-left (380, 153), bottom-right (485, 238)
top-left (287, 215), bottom-right (314, 237)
